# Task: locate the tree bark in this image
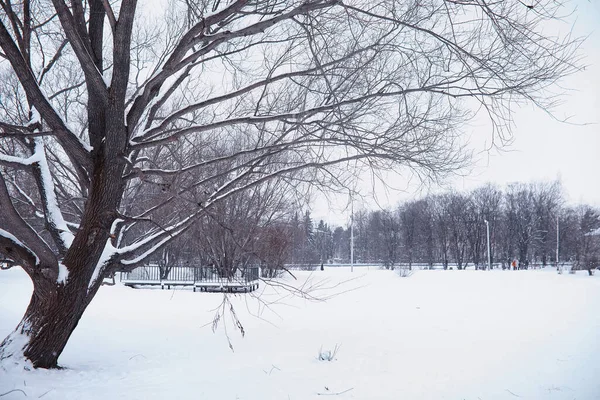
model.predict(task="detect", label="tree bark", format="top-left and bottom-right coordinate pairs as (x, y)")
top-left (0, 269), bottom-right (102, 369)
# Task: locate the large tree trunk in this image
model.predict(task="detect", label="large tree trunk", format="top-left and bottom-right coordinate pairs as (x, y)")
top-left (0, 268), bottom-right (102, 369)
top-left (0, 97), bottom-right (132, 367)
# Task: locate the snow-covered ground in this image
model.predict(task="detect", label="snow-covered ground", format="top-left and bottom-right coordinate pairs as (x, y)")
top-left (1, 267), bottom-right (599, 399)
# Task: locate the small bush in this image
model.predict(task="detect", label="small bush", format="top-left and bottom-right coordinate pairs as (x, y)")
top-left (260, 267), bottom-right (284, 278)
top-left (396, 266), bottom-right (413, 278)
top-left (299, 264), bottom-right (318, 271)
top-left (285, 264), bottom-right (318, 271)
top-left (318, 344), bottom-right (340, 361)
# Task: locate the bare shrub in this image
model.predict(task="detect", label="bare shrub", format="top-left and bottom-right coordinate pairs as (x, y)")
top-left (396, 266), bottom-right (414, 278)
top-left (318, 344), bottom-right (341, 362)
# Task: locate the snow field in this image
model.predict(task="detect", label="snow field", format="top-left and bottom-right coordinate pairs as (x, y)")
top-left (1, 267), bottom-right (599, 399)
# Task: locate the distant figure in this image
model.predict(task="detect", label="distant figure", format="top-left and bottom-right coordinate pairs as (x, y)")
top-left (511, 259), bottom-right (518, 271)
top-left (320, 263), bottom-right (324, 271)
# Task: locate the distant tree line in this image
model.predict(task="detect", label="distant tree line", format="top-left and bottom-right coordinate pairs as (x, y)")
top-left (149, 180), bottom-right (599, 277)
top-left (311, 181), bottom-right (599, 275)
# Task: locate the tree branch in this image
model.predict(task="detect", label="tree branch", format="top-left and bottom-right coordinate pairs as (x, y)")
top-left (0, 20), bottom-right (92, 181)
top-left (0, 171), bottom-right (57, 273)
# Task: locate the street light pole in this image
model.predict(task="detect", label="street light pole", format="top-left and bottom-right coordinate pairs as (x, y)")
top-left (484, 219), bottom-right (491, 270)
top-left (556, 215), bottom-right (560, 273)
top-left (350, 199), bottom-right (354, 273)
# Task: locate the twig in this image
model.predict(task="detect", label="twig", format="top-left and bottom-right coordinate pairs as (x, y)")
top-left (38, 389), bottom-right (53, 398)
top-left (505, 389), bottom-right (521, 397)
top-left (316, 388), bottom-right (354, 396)
top-left (263, 364), bottom-right (281, 375)
top-left (0, 389), bottom-right (27, 397)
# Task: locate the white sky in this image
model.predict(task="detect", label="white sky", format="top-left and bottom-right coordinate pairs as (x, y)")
top-left (312, 0), bottom-right (600, 227)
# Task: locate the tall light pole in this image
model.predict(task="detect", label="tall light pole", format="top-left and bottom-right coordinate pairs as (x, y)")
top-left (556, 215), bottom-right (560, 273)
top-left (484, 219), bottom-right (491, 270)
top-left (350, 199), bottom-right (354, 273)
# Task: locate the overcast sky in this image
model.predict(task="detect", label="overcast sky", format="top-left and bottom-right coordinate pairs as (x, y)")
top-left (312, 0), bottom-right (600, 227)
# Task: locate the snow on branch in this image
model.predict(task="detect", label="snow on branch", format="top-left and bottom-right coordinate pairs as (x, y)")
top-left (57, 263), bottom-right (69, 285)
top-left (0, 24), bottom-right (93, 178)
top-left (119, 235), bottom-right (175, 266)
top-left (88, 239), bottom-right (117, 290)
top-left (0, 151), bottom-right (42, 168)
top-left (116, 213), bottom-right (197, 258)
top-left (0, 228), bottom-right (40, 267)
top-left (9, 177), bottom-right (39, 210)
top-left (33, 138), bottom-right (74, 252)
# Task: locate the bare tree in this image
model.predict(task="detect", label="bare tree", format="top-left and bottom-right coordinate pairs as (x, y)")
top-left (256, 223), bottom-right (292, 278)
top-left (556, 206), bottom-right (579, 266)
top-left (351, 209), bottom-right (370, 263)
top-left (331, 226), bottom-right (349, 262)
top-left (504, 183), bottom-right (539, 267)
top-left (0, 0), bottom-right (581, 368)
top-left (430, 195), bottom-right (452, 269)
top-left (445, 193), bottom-right (470, 269)
top-left (314, 219), bottom-right (333, 265)
top-left (193, 176), bottom-right (293, 277)
top-left (465, 184), bottom-right (503, 269)
top-left (572, 206), bottom-right (600, 275)
top-left (379, 210), bottom-right (401, 269)
top-left (531, 181), bottom-right (563, 266)
top-left (399, 200), bottom-right (430, 269)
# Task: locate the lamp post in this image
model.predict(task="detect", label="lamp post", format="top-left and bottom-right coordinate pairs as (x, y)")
top-left (556, 215), bottom-right (561, 274)
top-left (484, 219), bottom-right (491, 270)
top-left (350, 199), bottom-right (354, 273)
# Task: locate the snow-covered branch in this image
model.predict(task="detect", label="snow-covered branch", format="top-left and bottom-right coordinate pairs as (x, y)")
top-left (0, 22), bottom-right (93, 181)
top-left (31, 138), bottom-right (74, 253)
top-left (0, 228), bottom-right (40, 268)
top-left (0, 172), bottom-right (57, 273)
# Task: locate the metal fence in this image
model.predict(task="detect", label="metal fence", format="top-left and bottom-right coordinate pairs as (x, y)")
top-left (121, 265), bottom-right (260, 292)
